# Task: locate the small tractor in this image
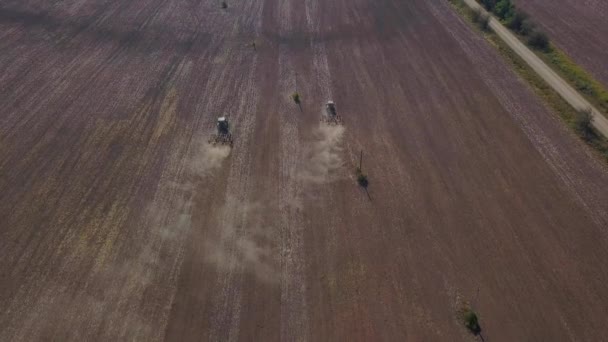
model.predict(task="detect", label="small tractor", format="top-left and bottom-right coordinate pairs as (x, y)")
top-left (208, 116), bottom-right (234, 146)
top-left (321, 101), bottom-right (342, 125)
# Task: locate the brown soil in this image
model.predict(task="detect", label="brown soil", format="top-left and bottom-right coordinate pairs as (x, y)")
top-left (2, 0), bottom-right (608, 341)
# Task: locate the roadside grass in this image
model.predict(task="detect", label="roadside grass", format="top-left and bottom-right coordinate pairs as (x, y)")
top-left (539, 48), bottom-right (608, 115)
top-left (473, 0), bottom-right (608, 117)
top-left (448, 0), bottom-right (608, 162)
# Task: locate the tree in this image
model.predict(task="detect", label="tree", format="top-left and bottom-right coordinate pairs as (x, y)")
top-left (477, 13), bottom-right (490, 31)
top-left (575, 108), bottom-right (594, 141)
top-left (506, 9), bottom-right (528, 33)
top-left (527, 29), bottom-right (550, 50)
top-left (520, 18), bottom-right (536, 36)
top-left (494, 0), bottom-right (514, 20)
top-left (479, 0), bottom-right (496, 11)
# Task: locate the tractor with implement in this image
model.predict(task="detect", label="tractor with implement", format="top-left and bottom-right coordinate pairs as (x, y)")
top-left (321, 101), bottom-right (342, 125)
top-left (208, 116), bottom-right (234, 146)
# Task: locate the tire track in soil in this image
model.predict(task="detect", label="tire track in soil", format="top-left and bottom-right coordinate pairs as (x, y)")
top-left (0, 43), bottom-right (200, 340)
top-left (274, 0), bottom-right (336, 338)
top-left (205, 57), bottom-right (263, 342)
top-left (0, 0), bottom-right (223, 339)
top-left (161, 0), bottom-right (269, 340)
top-left (276, 44), bottom-right (310, 341)
top-left (0, 0), bottom-right (190, 258)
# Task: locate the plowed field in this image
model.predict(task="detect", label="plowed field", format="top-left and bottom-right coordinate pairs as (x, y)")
top-left (514, 0), bottom-right (608, 87)
top-left (2, 0), bottom-right (608, 340)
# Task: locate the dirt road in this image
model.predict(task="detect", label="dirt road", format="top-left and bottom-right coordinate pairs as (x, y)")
top-left (462, 0), bottom-right (608, 136)
top-left (2, 0), bottom-right (608, 341)
top-left (513, 0), bottom-right (608, 88)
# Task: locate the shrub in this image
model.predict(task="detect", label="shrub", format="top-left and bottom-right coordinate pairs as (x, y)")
top-left (576, 79), bottom-right (594, 95)
top-left (494, 0), bottom-right (514, 20)
top-left (574, 108), bottom-right (594, 141)
top-left (356, 167), bottom-right (369, 187)
top-left (471, 8), bottom-right (481, 22)
top-left (506, 9), bottom-right (528, 32)
top-left (520, 18), bottom-right (536, 36)
top-left (292, 92), bottom-right (301, 104)
top-left (478, 13), bottom-right (490, 31)
top-left (221, 1), bottom-right (227, 9)
top-left (479, 0), bottom-right (496, 11)
top-left (527, 29), bottom-right (550, 50)
top-left (471, 9), bottom-right (490, 31)
top-left (463, 309), bottom-right (481, 334)
top-left (471, 10), bottom-right (490, 31)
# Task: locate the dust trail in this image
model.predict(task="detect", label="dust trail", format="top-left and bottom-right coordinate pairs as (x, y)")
top-left (0, 57), bottom-right (219, 341)
top-left (189, 139), bottom-right (232, 176)
top-left (299, 123), bottom-right (346, 185)
top-left (96, 133), bottom-right (231, 340)
top-left (203, 0), bottom-right (266, 336)
top-left (4, 135), bottom-right (226, 341)
top-left (203, 199), bottom-right (279, 284)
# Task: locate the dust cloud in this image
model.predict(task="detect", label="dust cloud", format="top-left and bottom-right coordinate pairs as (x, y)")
top-left (190, 141), bottom-right (231, 176)
top-left (83, 137), bottom-right (232, 338)
top-left (299, 124), bottom-right (345, 184)
top-left (203, 199), bottom-right (279, 284)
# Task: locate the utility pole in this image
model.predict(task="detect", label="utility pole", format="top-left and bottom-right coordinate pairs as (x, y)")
top-left (295, 71), bottom-right (298, 93)
top-left (359, 150), bottom-right (363, 170)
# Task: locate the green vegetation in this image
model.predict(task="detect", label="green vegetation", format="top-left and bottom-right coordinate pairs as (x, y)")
top-left (448, 0), bottom-right (608, 162)
top-left (472, 0), bottom-right (608, 116)
top-left (493, 0), bottom-right (514, 20)
top-left (541, 48), bottom-right (608, 115)
top-left (471, 9), bottom-right (490, 31)
top-left (479, 0), bottom-right (495, 11)
top-left (519, 18), bottom-right (536, 36)
top-left (291, 92), bottom-right (301, 104)
top-left (463, 308), bottom-right (481, 334)
top-left (475, 0), bottom-right (551, 51)
top-left (505, 9), bottom-right (528, 33)
top-left (356, 167), bottom-right (368, 188)
top-left (575, 109), bottom-right (594, 141)
top-left (527, 30), bottom-right (549, 51)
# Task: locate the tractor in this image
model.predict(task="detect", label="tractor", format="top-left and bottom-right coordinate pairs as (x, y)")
top-left (208, 116), bottom-right (234, 146)
top-left (321, 101), bottom-right (342, 125)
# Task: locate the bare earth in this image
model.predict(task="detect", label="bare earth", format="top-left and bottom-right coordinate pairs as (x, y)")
top-left (2, 0), bottom-right (608, 341)
top-left (514, 0), bottom-right (608, 87)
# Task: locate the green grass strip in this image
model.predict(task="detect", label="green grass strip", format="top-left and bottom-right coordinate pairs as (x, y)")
top-left (448, 0), bottom-right (608, 162)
